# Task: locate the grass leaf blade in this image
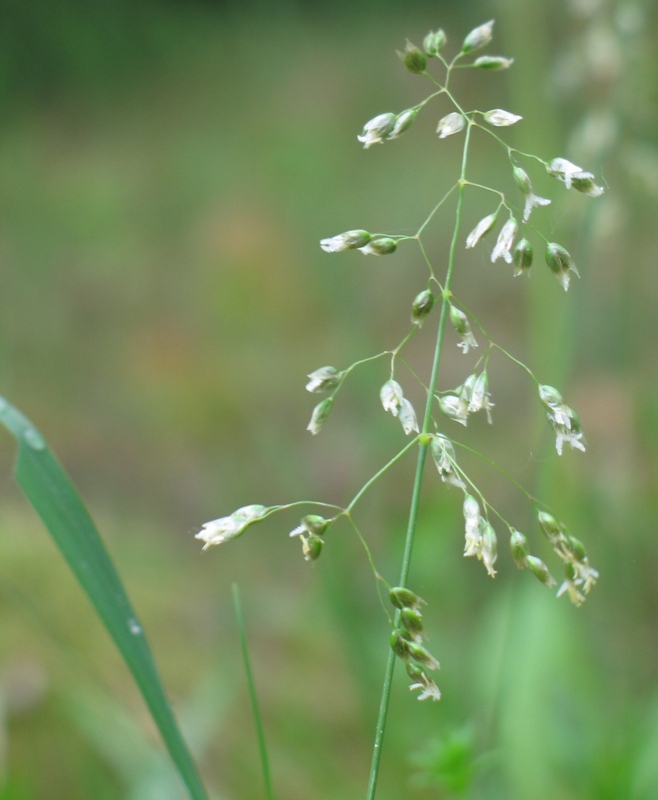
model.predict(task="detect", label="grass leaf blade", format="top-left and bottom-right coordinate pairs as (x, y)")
top-left (0, 397), bottom-right (208, 800)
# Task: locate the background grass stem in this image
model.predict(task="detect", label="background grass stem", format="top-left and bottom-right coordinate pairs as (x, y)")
top-left (232, 584), bottom-right (274, 800)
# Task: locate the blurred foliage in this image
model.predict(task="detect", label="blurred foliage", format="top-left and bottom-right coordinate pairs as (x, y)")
top-left (0, 0), bottom-right (657, 798)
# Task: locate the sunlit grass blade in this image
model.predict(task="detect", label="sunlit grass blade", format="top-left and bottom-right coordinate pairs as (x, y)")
top-left (0, 397), bottom-right (208, 800)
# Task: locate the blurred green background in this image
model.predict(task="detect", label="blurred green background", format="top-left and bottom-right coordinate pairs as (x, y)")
top-left (1, 0), bottom-right (657, 797)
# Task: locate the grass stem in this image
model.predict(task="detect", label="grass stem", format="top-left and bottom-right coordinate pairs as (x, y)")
top-left (232, 584), bottom-right (274, 800)
top-left (365, 121), bottom-right (472, 800)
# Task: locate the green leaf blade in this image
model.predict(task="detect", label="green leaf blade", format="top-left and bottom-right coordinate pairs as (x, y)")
top-left (0, 398), bottom-right (208, 800)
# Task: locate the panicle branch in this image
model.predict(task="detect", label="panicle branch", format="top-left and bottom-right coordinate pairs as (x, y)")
top-left (194, 17), bottom-right (603, 742)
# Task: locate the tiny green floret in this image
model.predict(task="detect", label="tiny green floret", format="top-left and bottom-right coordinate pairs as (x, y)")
top-left (449, 306), bottom-right (478, 353)
top-left (306, 397), bottom-right (333, 435)
top-left (509, 528), bottom-right (529, 568)
top-left (462, 20), bottom-right (494, 53)
top-left (306, 366), bottom-right (342, 393)
top-left (423, 28), bottom-right (447, 56)
top-left (196, 504), bottom-right (269, 550)
top-left (390, 630), bottom-right (411, 659)
top-left (411, 289), bottom-right (435, 327)
top-left (483, 108), bottom-right (522, 127)
top-left (400, 607), bottom-right (424, 639)
top-left (320, 230), bottom-right (371, 252)
top-left (389, 107), bottom-right (419, 139)
top-left (398, 40), bottom-right (426, 74)
top-left (513, 238), bottom-right (533, 275)
top-left (389, 586), bottom-right (425, 610)
top-left (357, 113), bottom-right (397, 148)
top-left (526, 555), bottom-right (557, 587)
top-left (359, 237), bottom-right (397, 255)
top-left (465, 212), bottom-right (497, 248)
top-left (474, 55), bottom-right (513, 70)
top-left (437, 112), bottom-right (466, 138)
top-left (545, 242), bottom-right (579, 291)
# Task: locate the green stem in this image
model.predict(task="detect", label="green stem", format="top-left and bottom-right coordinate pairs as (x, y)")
top-left (365, 121), bottom-right (473, 800)
top-left (492, 342), bottom-right (539, 382)
top-left (416, 182), bottom-right (458, 238)
top-left (231, 584), bottom-right (274, 800)
top-left (345, 437), bottom-right (419, 514)
top-left (450, 438), bottom-right (535, 503)
top-left (472, 121), bottom-right (548, 167)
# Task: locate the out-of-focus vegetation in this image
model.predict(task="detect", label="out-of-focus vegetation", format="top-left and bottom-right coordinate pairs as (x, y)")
top-left (0, 0), bottom-right (657, 798)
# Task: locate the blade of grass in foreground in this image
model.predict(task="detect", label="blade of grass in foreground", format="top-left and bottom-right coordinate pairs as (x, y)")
top-left (0, 396), bottom-right (208, 800)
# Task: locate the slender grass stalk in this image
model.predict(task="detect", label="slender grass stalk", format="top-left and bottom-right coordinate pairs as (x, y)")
top-left (231, 584), bottom-right (274, 800)
top-left (365, 122), bottom-right (472, 800)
